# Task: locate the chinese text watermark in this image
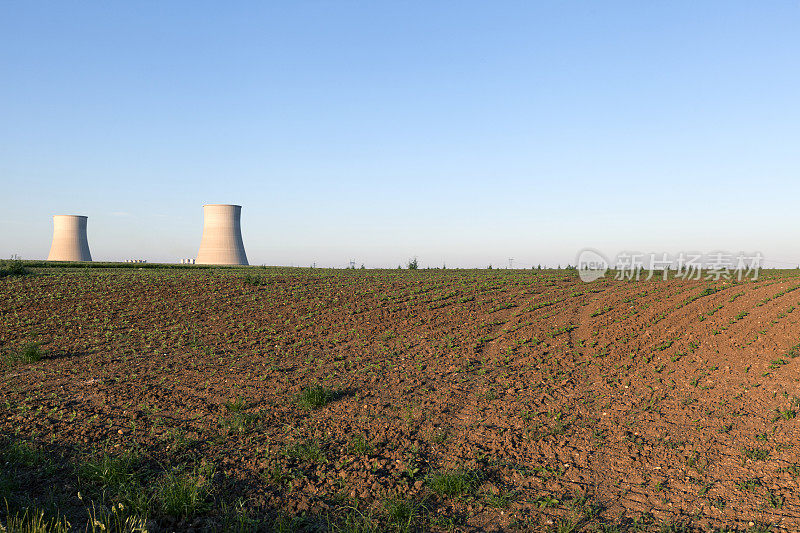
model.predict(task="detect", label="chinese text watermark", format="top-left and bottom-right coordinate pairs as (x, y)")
top-left (577, 249), bottom-right (763, 283)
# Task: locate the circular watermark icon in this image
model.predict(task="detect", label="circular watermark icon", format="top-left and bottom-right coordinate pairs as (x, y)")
top-left (577, 248), bottom-right (609, 283)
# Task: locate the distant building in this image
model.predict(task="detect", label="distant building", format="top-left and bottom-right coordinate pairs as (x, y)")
top-left (47, 215), bottom-right (92, 261)
top-left (195, 204), bottom-right (248, 265)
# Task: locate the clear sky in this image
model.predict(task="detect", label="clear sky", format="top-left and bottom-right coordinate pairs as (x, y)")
top-left (2, 1), bottom-right (799, 268)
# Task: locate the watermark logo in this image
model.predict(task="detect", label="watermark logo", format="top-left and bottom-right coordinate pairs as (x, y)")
top-left (576, 250), bottom-right (763, 283)
top-left (577, 248), bottom-right (609, 283)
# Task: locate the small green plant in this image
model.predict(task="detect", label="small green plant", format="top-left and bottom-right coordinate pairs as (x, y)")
top-left (220, 398), bottom-right (257, 432)
top-left (3, 343), bottom-right (44, 367)
top-left (534, 493), bottom-right (560, 508)
top-left (769, 358), bottom-right (789, 370)
top-left (324, 507), bottom-right (379, 533)
top-left (224, 397), bottom-right (247, 412)
top-left (285, 439), bottom-right (327, 463)
top-left (736, 477), bottom-right (760, 491)
top-left (552, 516), bottom-right (579, 533)
top-left (773, 407), bottom-right (797, 421)
top-left (482, 489), bottom-right (517, 508)
top-left (241, 274), bottom-right (266, 286)
top-left (263, 460), bottom-right (292, 486)
top-left (79, 452), bottom-right (136, 488)
top-left (347, 434), bottom-right (372, 456)
top-left (742, 447), bottom-right (770, 461)
top-left (296, 384), bottom-right (336, 410)
top-left (767, 489), bottom-right (784, 509)
top-left (156, 463), bottom-right (215, 518)
top-left (383, 497), bottom-right (424, 532)
top-left (427, 468), bottom-right (481, 497)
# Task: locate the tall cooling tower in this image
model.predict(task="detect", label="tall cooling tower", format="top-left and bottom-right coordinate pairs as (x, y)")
top-left (195, 204), bottom-right (248, 265)
top-left (47, 215), bottom-right (92, 261)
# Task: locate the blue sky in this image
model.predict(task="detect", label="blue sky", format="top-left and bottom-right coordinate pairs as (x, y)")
top-left (2, 1), bottom-right (799, 267)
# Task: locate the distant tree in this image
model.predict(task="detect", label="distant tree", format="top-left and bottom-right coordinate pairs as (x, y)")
top-left (407, 257), bottom-right (419, 270)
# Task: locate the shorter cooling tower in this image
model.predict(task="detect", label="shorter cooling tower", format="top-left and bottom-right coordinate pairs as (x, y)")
top-left (47, 215), bottom-right (92, 261)
top-left (195, 204), bottom-right (248, 265)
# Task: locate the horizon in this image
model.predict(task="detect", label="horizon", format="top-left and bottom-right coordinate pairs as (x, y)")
top-left (2, 2), bottom-right (800, 269)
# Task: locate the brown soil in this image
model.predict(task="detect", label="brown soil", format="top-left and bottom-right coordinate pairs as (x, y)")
top-left (3, 267), bottom-right (800, 531)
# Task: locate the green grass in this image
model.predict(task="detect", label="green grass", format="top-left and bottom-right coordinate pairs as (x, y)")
top-left (1, 503), bottom-right (71, 533)
top-left (324, 507), bottom-right (380, 533)
top-left (285, 439), bottom-right (327, 463)
top-left (1, 440), bottom-right (44, 468)
top-left (0, 259), bottom-right (29, 278)
top-left (742, 447), bottom-right (770, 461)
top-left (19, 342), bottom-right (43, 363)
top-left (383, 497), bottom-right (424, 532)
top-left (77, 451), bottom-right (152, 517)
top-left (772, 407), bottom-right (796, 421)
top-left (427, 468), bottom-right (481, 497)
top-left (156, 463), bottom-right (215, 518)
top-left (241, 274), bottom-right (267, 286)
top-left (220, 398), bottom-right (258, 432)
top-left (482, 489), bottom-right (517, 508)
top-left (3, 343), bottom-right (44, 367)
top-left (347, 434), bottom-right (372, 456)
top-left (737, 478), bottom-right (761, 491)
top-left (85, 501), bottom-right (149, 533)
top-left (78, 452), bottom-right (136, 487)
top-left (296, 384), bottom-right (337, 410)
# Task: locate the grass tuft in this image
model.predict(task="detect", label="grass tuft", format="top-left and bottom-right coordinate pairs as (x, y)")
top-left (285, 439), bottom-right (327, 463)
top-left (79, 452), bottom-right (136, 488)
top-left (3, 343), bottom-right (44, 368)
top-left (427, 468), bottom-right (481, 497)
top-left (383, 497), bottom-right (424, 532)
top-left (296, 385), bottom-right (336, 410)
top-left (347, 434), bottom-right (372, 456)
top-left (156, 463), bottom-right (215, 518)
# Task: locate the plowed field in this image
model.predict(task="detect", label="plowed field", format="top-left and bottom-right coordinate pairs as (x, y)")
top-left (3, 267), bottom-right (800, 532)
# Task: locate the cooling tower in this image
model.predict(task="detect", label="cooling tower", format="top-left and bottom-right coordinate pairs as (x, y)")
top-left (47, 215), bottom-right (92, 261)
top-left (195, 204), bottom-right (248, 265)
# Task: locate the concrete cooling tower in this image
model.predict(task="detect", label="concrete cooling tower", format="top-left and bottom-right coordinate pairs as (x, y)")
top-left (195, 204), bottom-right (248, 265)
top-left (47, 215), bottom-right (92, 261)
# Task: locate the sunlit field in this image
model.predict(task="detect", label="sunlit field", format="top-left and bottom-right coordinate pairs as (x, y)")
top-left (3, 262), bottom-right (800, 531)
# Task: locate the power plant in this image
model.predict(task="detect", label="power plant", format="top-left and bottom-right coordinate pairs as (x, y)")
top-left (195, 204), bottom-right (248, 265)
top-left (47, 215), bottom-right (92, 261)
